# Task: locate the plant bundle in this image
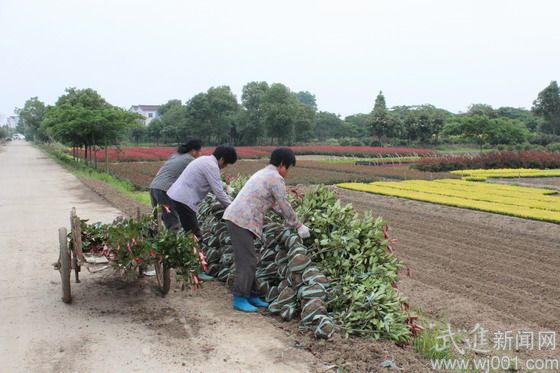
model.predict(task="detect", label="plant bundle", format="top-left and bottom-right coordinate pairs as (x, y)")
top-left (197, 184), bottom-right (414, 342)
top-left (294, 186), bottom-right (412, 342)
top-left (74, 219), bottom-right (108, 253)
top-left (151, 227), bottom-right (200, 286)
top-left (73, 215), bottom-right (200, 286)
top-left (103, 216), bottom-right (157, 272)
top-left (198, 198), bottom-right (336, 339)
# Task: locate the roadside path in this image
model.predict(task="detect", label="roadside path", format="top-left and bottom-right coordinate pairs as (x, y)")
top-left (0, 142), bottom-right (315, 372)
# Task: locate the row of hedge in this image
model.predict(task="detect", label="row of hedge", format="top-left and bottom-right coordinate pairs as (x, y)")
top-left (488, 143), bottom-right (560, 152)
top-left (415, 151), bottom-right (560, 172)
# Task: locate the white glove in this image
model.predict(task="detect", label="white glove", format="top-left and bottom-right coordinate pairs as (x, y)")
top-left (226, 185), bottom-right (235, 195)
top-left (297, 224), bottom-right (311, 239)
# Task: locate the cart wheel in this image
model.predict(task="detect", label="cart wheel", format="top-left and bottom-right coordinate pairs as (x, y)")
top-left (154, 258), bottom-right (170, 296)
top-left (59, 227), bottom-right (72, 303)
top-left (73, 255), bottom-right (80, 283)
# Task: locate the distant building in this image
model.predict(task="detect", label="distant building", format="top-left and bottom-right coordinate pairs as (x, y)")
top-left (6, 115), bottom-right (19, 129)
top-left (129, 105), bottom-right (160, 125)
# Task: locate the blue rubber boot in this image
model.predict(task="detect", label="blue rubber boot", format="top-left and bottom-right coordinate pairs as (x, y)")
top-left (248, 295), bottom-right (269, 309)
top-left (197, 272), bottom-right (215, 282)
top-left (233, 295), bottom-right (258, 313)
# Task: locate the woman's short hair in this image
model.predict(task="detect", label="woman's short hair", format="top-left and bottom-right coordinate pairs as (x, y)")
top-left (177, 139), bottom-right (202, 154)
top-left (213, 145), bottom-right (238, 164)
top-left (270, 148), bottom-right (296, 168)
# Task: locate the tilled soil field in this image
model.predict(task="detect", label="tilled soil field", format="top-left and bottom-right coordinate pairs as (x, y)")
top-left (337, 188), bottom-right (560, 341)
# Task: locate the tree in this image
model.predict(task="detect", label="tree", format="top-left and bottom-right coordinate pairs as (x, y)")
top-left (147, 118), bottom-right (164, 144)
top-left (42, 88), bottom-right (139, 165)
top-left (388, 106), bottom-right (415, 143)
top-left (315, 111), bottom-right (343, 141)
top-left (442, 115), bottom-right (528, 147)
top-left (343, 114), bottom-right (370, 138)
top-left (184, 92), bottom-right (210, 143)
top-left (415, 109), bottom-right (433, 143)
top-left (161, 124), bottom-right (178, 145)
top-left (157, 99), bottom-right (182, 116)
top-left (184, 86), bottom-right (240, 144)
top-left (369, 91), bottom-right (391, 142)
top-left (415, 105), bottom-right (449, 144)
top-left (443, 115), bottom-right (490, 148)
top-left (155, 99), bottom-right (187, 144)
top-left (293, 103), bottom-right (316, 142)
top-left (161, 103), bottom-right (188, 144)
top-left (228, 110), bottom-right (244, 145)
top-left (296, 91), bottom-right (318, 111)
top-left (532, 81), bottom-right (560, 135)
top-left (263, 83), bottom-right (300, 144)
top-left (205, 86), bottom-right (240, 143)
top-left (485, 118), bottom-right (529, 145)
top-left (16, 97), bottom-right (46, 141)
top-left (467, 104), bottom-right (496, 118)
top-left (0, 126), bottom-right (8, 140)
top-left (240, 83), bottom-right (315, 145)
top-left (393, 107), bottom-right (419, 144)
top-left (388, 105), bottom-right (451, 145)
top-left (496, 107), bottom-right (542, 132)
top-left (240, 81), bottom-right (270, 145)
top-left (128, 122), bottom-right (147, 144)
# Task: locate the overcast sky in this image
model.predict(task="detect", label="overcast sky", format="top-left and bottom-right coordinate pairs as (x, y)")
top-left (1, 0), bottom-right (559, 123)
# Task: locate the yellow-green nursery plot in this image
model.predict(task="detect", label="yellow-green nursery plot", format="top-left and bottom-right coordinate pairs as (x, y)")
top-left (338, 179), bottom-right (560, 223)
top-left (450, 168), bottom-right (560, 181)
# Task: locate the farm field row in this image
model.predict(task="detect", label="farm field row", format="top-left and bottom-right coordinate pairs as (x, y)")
top-left (338, 179), bottom-right (560, 223)
top-left (106, 160), bottom-right (454, 189)
top-left (415, 150), bottom-right (560, 172)
top-left (298, 155), bottom-right (420, 164)
top-left (451, 168), bottom-right (560, 181)
top-left (78, 145), bottom-right (435, 162)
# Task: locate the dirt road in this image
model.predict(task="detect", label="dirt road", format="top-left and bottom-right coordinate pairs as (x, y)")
top-left (0, 142), bottom-right (316, 372)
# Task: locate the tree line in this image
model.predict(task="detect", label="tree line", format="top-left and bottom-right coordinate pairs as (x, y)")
top-left (14, 81), bottom-right (560, 150)
top-left (16, 88), bottom-right (141, 167)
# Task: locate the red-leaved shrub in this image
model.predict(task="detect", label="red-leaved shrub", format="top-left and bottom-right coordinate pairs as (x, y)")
top-left (75, 145), bottom-right (435, 162)
top-left (415, 151), bottom-right (560, 172)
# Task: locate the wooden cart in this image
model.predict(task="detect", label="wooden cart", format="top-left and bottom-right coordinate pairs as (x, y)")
top-left (53, 207), bottom-right (170, 303)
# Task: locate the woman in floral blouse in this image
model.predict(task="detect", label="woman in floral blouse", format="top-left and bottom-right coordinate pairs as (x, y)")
top-left (223, 148), bottom-right (311, 312)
